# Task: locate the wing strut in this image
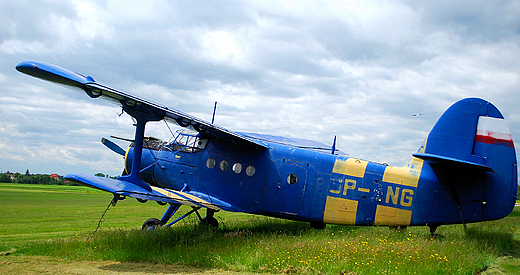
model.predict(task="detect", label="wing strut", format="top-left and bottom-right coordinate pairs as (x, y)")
top-left (116, 101), bottom-right (165, 191)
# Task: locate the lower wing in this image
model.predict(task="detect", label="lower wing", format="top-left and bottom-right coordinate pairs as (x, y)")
top-left (65, 173), bottom-right (229, 210)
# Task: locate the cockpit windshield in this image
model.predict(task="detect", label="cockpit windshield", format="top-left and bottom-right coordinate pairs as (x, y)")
top-left (166, 129), bottom-right (207, 153)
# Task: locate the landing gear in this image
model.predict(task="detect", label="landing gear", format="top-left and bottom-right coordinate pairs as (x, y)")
top-left (141, 205), bottom-right (220, 231)
top-left (142, 218), bottom-right (164, 231)
top-left (310, 221), bottom-right (326, 229)
top-left (200, 209), bottom-right (219, 227)
top-left (200, 216), bottom-right (219, 227)
top-left (427, 224), bottom-right (442, 239)
top-left (389, 225), bottom-right (407, 232)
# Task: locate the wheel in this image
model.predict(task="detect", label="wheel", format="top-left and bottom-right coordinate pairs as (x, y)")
top-left (142, 218), bottom-right (163, 231)
top-left (310, 221), bottom-right (326, 229)
top-left (200, 216), bottom-right (219, 227)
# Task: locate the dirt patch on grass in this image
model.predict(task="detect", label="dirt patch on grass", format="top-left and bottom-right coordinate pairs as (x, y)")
top-left (0, 256), bottom-right (257, 275)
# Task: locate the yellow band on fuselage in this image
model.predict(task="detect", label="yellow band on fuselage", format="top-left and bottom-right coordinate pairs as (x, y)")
top-left (332, 158), bottom-right (368, 178)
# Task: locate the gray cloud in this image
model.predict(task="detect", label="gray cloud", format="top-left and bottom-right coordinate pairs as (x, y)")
top-left (1, 0), bottom-right (520, 178)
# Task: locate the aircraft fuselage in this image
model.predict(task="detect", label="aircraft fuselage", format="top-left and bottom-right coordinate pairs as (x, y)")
top-left (136, 134), bottom-right (515, 228)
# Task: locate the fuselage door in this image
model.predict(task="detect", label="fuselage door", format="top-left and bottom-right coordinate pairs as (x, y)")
top-left (275, 163), bottom-right (308, 215)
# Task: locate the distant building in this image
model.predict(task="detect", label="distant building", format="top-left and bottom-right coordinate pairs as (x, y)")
top-left (6, 172), bottom-right (15, 180)
top-left (50, 174), bottom-right (60, 181)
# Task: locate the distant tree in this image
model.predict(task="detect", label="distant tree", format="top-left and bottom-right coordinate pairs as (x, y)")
top-left (25, 169), bottom-right (30, 176)
top-left (0, 173), bottom-right (11, 183)
top-left (95, 173), bottom-right (106, 177)
top-left (1, 171), bottom-right (68, 185)
top-left (13, 172), bottom-right (22, 183)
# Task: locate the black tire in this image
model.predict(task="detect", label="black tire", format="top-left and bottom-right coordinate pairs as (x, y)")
top-left (200, 216), bottom-right (219, 227)
top-left (142, 218), bottom-right (163, 231)
top-left (310, 221), bottom-right (326, 229)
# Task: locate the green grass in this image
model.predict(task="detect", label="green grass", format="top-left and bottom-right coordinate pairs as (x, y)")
top-left (0, 183), bottom-right (167, 248)
top-left (2, 183), bottom-right (520, 274)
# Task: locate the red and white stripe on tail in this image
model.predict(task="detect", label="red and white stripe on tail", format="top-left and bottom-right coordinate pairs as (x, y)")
top-left (475, 116), bottom-right (514, 148)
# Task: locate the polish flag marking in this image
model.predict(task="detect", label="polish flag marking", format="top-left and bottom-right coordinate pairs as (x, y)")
top-left (475, 116), bottom-right (514, 148)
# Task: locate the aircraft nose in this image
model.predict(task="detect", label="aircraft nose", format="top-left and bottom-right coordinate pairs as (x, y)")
top-left (124, 147), bottom-right (157, 185)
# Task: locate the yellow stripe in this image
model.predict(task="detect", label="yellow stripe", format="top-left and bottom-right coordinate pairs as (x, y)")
top-left (358, 188), bottom-right (370, 193)
top-left (374, 205), bottom-right (412, 226)
top-left (382, 137), bottom-right (426, 187)
top-left (332, 158), bottom-right (368, 178)
top-left (151, 187), bottom-right (220, 210)
top-left (323, 196), bottom-right (357, 225)
top-left (124, 145), bottom-right (131, 175)
top-left (382, 158), bottom-right (424, 188)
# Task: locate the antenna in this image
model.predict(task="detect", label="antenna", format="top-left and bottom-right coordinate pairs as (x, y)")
top-left (211, 101), bottom-right (218, 124)
top-left (331, 136), bottom-right (337, 155)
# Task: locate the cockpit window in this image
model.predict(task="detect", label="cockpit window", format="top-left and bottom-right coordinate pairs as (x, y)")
top-left (142, 137), bottom-right (167, 150)
top-left (166, 129), bottom-right (207, 153)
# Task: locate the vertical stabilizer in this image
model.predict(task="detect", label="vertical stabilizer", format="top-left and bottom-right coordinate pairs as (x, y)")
top-left (414, 98), bottom-right (517, 221)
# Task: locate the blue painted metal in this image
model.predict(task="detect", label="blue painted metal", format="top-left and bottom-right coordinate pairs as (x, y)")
top-left (101, 138), bottom-right (126, 156)
top-left (160, 204), bottom-right (181, 224)
top-left (17, 61), bottom-right (518, 232)
top-left (117, 107), bottom-right (163, 191)
top-left (165, 207), bottom-right (200, 227)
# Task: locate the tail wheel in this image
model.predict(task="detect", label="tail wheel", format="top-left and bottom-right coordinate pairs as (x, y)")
top-left (142, 218), bottom-right (164, 231)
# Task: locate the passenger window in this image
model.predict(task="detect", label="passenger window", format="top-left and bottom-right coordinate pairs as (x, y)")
top-left (232, 163), bottom-right (242, 174)
top-left (219, 160), bottom-right (229, 171)
top-left (245, 165), bottom-right (256, 176)
top-left (206, 158), bottom-right (216, 169)
top-left (287, 174), bottom-right (297, 185)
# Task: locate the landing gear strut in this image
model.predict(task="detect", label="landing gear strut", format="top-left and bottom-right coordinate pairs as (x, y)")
top-left (141, 204), bottom-right (220, 231)
top-left (200, 209), bottom-right (219, 227)
top-left (427, 224), bottom-right (441, 239)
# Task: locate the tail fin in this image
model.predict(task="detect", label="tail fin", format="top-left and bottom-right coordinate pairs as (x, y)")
top-left (414, 98), bottom-right (517, 221)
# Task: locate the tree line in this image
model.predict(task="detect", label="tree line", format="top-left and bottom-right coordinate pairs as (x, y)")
top-left (1, 170), bottom-right (119, 185)
top-left (0, 170), bottom-right (74, 185)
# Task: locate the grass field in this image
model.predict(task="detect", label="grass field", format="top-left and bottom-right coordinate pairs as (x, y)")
top-left (1, 183), bottom-right (520, 274)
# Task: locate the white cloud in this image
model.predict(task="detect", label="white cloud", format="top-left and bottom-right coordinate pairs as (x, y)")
top-left (1, 0), bottom-right (520, 177)
top-left (0, 39), bottom-right (47, 55)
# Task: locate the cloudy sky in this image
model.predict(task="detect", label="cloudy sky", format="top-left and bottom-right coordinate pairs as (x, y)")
top-left (1, 0), bottom-right (520, 178)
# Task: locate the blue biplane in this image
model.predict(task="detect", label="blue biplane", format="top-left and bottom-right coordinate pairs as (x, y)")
top-left (16, 61), bottom-right (517, 236)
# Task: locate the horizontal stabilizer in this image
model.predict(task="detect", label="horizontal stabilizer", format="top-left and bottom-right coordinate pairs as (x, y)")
top-left (64, 173), bottom-right (228, 210)
top-left (412, 153), bottom-right (492, 171)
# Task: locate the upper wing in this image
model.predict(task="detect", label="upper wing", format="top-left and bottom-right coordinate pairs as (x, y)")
top-left (16, 60), bottom-right (268, 149)
top-left (240, 132), bottom-right (344, 154)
